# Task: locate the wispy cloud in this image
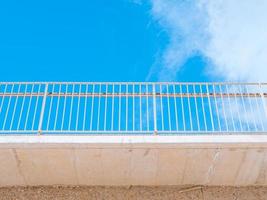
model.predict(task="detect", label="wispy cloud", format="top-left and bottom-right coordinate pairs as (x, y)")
top-left (148, 0), bottom-right (267, 81)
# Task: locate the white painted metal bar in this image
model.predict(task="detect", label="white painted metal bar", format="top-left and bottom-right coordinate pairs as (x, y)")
top-left (82, 84), bottom-right (88, 131)
top-left (46, 84), bottom-right (54, 130)
top-left (0, 84), bottom-right (7, 113)
top-left (219, 84), bottom-right (228, 132)
top-left (166, 84), bottom-right (171, 131)
top-left (193, 84), bottom-right (200, 131)
top-left (97, 84), bottom-right (101, 131)
top-left (186, 84), bottom-right (193, 131)
top-left (180, 84), bottom-right (186, 131)
top-left (90, 84), bottom-right (95, 131)
top-left (17, 84), bottom-right (28, 130)
top-left (118, 84), bottom-right (121, 131)
top-left (68, 84), bottom-right (75, 130)
top-left (233, 84), bottom-right (243, 132)
top-left (126, 84), bottom-right (128, 132)
top-left (2, 84), bottom-right (14, 130)
top-left (111, 83), bottom-right (115, 131)
top-left (226, 84), bottom-right (236, 132)
top-left (132, 84), bottom-right (135, 132)
top-left (38, 83), bottom-right (48, 134)
top-left (254, 87), bottom-right (264, 131)
top-left (61, 84), bottom-right (68, 131)
top-left (200, 85), bottom-right (208, 132)
top-left (212, 84), bottom-right (221, 132)
top-left (75, 84), bottom-right (82, 131)
top-left (24, 84), bottom-right (34, 131)
top-left (173, 84), bottom-right (179, 131)
top-left (139, 83), bottom-right (142, 131)
top-left (239, 84), bottom-right (250, 131)
top-left (146, 84), bottom-right (149, 131)
top-left (160, 84), bottom-right (164, 131)
top-left (9, 84), bottom-right (21, 130)
top-left (31, 84), bottom-right (41, 131)
top-left (104, 84), bottom-right (108, 131)
top-left (245, 84), bottom-right (257, 131)
top-left (53, 84), bottom-right (61, 131)
top-left (205, 85), bottom-right (218, 131)
top-left (259, 83), bottom-right (267, 125)
top-left (153, 83), bottom-right (157, 134)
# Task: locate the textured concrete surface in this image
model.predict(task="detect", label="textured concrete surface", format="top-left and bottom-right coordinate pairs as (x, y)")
top-left (0, 186), bottom-right (267, 200)
top-left (1, 135), bottom-right (267, 186)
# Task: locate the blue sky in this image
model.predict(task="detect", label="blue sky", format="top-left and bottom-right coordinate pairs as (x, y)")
top-left (0, 0), bottom-right (210, 82)
top-left (1, 0), bottom-right (266, 82)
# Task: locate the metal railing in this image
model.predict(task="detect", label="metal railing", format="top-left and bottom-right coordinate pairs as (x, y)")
top-left (0, 82), bottom-right (267, 134)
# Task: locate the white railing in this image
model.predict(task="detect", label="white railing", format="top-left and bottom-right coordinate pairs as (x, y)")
top-left (0, 82), bottom-right (267, 134)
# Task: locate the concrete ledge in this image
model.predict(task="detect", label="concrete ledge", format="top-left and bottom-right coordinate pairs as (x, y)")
top-left (1, 135), bottom-right (267, 148)
top-left (1, 135), bottom-right (267, 186)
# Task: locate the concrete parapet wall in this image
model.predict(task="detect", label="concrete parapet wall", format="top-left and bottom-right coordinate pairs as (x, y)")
top-left (1, 135), bottom-right (267, 186)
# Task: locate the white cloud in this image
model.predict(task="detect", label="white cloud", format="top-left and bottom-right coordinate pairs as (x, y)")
top-left (149, 0), bottom-right (267, 81)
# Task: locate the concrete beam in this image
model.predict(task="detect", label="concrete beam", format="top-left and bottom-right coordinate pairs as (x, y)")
top-left (0, 135), bottom-right (267, 186)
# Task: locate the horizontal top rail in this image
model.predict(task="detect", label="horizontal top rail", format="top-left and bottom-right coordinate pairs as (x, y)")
top-left (0, 81), bottom-right (267, 85)
top-left (0, 82), bottom-right (267, 135)
top-left (1, 92), bottom-right (267, 98)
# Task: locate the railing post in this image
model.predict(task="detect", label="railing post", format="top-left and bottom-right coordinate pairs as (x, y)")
top-left (153, 83), bottom-right (157, 135)
top-left (259, 83), bottom-right (267, 123)
top-left (38, 83), bottom-right (48, 135)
